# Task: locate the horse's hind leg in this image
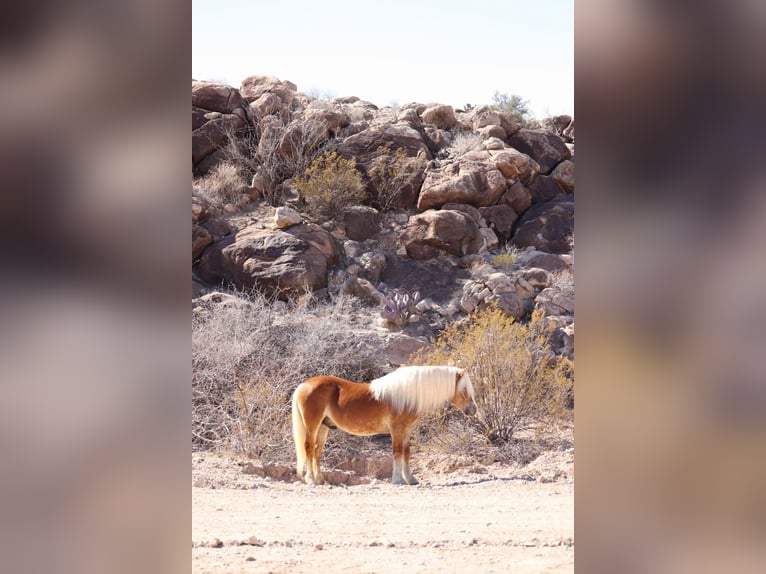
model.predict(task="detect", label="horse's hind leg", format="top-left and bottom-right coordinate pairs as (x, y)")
top-left (312, 424), bottom-right (330, 485)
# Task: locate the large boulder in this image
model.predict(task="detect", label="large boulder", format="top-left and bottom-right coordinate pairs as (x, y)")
top-left (192, 81), bottom-right (249, 115)
top-left (192, 82), bottom-right (253, 175)
top-left (418, 158), bottom-right (506, 210)
top-left (550, 159), bottom-right (575, 192)
top-left (512, 200), bottom-right (574, 254)
top-left (342, 206), bottom-right (380, 241)
top-left (540, 115), bottom-right (573, 141)
top-left (488, 148), bottom-right (540, 185)
top-left (336, 124), bottom-right (431, 209)
top-left (192, 113), bottom-right (247, 167)
top-left (501, 181), bottom-right (532, 214)
top-left (507, 128), bottom-right (571, 174)
top-left (478, 204), bottom-right (518, 241)
top-left (527, 174), bottom-right (568, 204)
top-left (401, 210), bottom-right (482, 259)
top-left (239, 75), bottom-right (298, 105)
top-left (420, 104), bottom-right (457, 130)
top-left (197, 223), bottom-right (339, 298)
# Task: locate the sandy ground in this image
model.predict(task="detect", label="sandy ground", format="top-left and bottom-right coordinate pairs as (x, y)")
top-left (192, 448), bottom-right (573, 573)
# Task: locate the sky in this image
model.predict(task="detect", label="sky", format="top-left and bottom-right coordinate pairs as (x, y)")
top-left (192, 0), bottom-right (573, 118)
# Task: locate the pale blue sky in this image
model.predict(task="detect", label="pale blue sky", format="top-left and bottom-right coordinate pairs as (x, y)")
top-left (193, 0), bottom-right (573, 118)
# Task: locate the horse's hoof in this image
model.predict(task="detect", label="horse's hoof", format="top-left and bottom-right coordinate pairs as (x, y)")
top-left (407, 478), bottom-right (420, 485)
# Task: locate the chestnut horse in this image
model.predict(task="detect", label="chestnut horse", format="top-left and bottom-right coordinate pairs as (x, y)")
top-left (291, 365), bottom-right (477, 485)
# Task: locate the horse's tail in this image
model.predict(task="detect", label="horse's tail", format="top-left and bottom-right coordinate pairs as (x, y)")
top-left (291, 385), bottom-right (307, 476)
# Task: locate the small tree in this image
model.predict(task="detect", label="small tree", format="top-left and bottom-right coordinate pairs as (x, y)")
top-left (294, 151), bottom-right (366, 220)
top-left (491, 91), bottom-right (531, 125)
top-left (411, 306), bottom-right (572, 444)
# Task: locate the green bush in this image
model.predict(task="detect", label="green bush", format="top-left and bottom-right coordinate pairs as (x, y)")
top-left (491, 91), bottom-right (532, 125)
top-left (294, 151), bottom-right (366, 220)
top-left (411, 306), bottom-right (572, 449)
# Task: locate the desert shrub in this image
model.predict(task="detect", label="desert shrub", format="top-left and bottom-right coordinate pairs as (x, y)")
top-left (492, 243), bottom-right (522, 271)
top-left (367, 145), bottom-right (427, 210)
top-left (444, 130), bottom-right (482, 157)
top-left (491, 91), bottom-right (532, 125)
top-left (193, 161), bottom-right (247, 207)
top-left (294, 151), bottom-right (366, 220)
top-left (410, 306), bottom-right (572, 450)
top-left (192, 292), bottom-right (388, 459)
top-left (217, 115), bottom-right (335, 206)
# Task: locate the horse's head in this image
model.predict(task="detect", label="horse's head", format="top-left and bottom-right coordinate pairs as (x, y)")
top-left (451, 369), bottom-right (477, 416)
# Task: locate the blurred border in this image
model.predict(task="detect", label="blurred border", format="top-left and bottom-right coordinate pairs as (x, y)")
top-left (0, 1), bottom-right (189, 573)
top-left (576, 0), bottom-right (766, 572)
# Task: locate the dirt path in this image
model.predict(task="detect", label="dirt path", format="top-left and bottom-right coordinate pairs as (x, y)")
top-left (192, 453), bottom-right (573, 573)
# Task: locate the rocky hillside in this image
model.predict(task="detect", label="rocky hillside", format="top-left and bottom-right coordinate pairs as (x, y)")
top-left (192, 75), bottom-right (574, 363)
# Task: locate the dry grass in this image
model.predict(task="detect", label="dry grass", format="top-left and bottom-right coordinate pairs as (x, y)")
top-left (193, 161), bottom-right (247, 208)
top-left (444, 130), bottom-right (482, 157)
top-left (192, 291), bottom-right (388, 461)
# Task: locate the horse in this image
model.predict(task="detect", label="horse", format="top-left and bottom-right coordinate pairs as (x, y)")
top-left (291, 365), bottom-right (477, 485)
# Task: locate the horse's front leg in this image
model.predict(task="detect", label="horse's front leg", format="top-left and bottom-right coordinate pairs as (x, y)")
top-left (401, 432), bottom-right (419, 485)
top-left (390, 430), bottom-right (407, 485)
top-left (391, 426), bottom-right (418, 485)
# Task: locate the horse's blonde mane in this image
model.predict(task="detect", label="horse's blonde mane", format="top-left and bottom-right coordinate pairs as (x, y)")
top-left (369, 365), bottom-right (474, 414)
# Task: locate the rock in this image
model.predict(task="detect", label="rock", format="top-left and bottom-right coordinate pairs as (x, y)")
top-left (423, 127), bottom-right (451, 151)
top-left (550, 160), bottom-right (574, 192)
top-left (480, 227), bottom-right (499, 250)
top-left (544, 315), bottom-right (574, 358)
top-left (192, 275), bottom-right (207, 298)
top-left (478, 204), bottom-right (518, 240)
top-left (192, 113), bottom-right (247, 167)
top-left (535, 286), bottom-right (574, 316)
top-left (459, 277), bottom-right (525, 319)
top-left (342, 276), bottom-right (384, 305)
top-left (482, 136), bottom-right (507, 150)
top-left (507, 128), bottom-right (571, 174)
top-left (512, 201), bottom-right (574, 254)
top-left (200, 217), bottom-right (232, 241)
top-left (479, 125), bottom-right (507, 141)
top-left (274, 206), bottom-right (302, 228)
top-left (540, 115), bottom-right (573, 141)
top-left (336, 124), bottom-right (430, 209)
top-left (528, 174), bottom-right (567, 204)
top-left (418, 159), bottom-right (506, 210)
top-left (193, 225), bottom-right (213, 260)
top-left (441, 202), bottom-right (481, 224)
top-left (470, 106), bottom-right (503, 130)
top-left (401, 210), bottom-right (482, 259)
top-left (420, 104), bottom-right (457, 130)
top-left (192, 81), bottom-right (250, 115)
top-left (358, 251), bottom-right (387, 284)
top-left (342, 205), bottom-right (380, 241)
top-left (501, 181), bottom-right (532, 214)
top-left (386, 334), bottom-right (427, 365)
top-left (517, 251), bottom-right (572, 273)
top-left (197, 223), bottom-right (339, 298)
top-left (489, 148), bottom-right (540, 185)
top-left (522, 268), bottom-right (551, 290)
top-left (239, 75), bottom-right (297, 105)
top-left (192, 193), bottom-right (220, 224)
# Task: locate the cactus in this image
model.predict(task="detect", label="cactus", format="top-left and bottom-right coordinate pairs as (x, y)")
top-left (380, 290), bottom-right (421, 326)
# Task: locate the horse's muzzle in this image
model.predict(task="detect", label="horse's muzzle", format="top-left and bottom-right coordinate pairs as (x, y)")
top-left (463, 403), bottom-right (477, 416)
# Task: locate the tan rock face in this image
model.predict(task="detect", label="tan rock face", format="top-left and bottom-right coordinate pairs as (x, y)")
top-left (197, 224), bottom-right (338, 298)
top-left (401, 210), bottom-right (482, 259)
top-left (418, 159), bottom-right (507, 210)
